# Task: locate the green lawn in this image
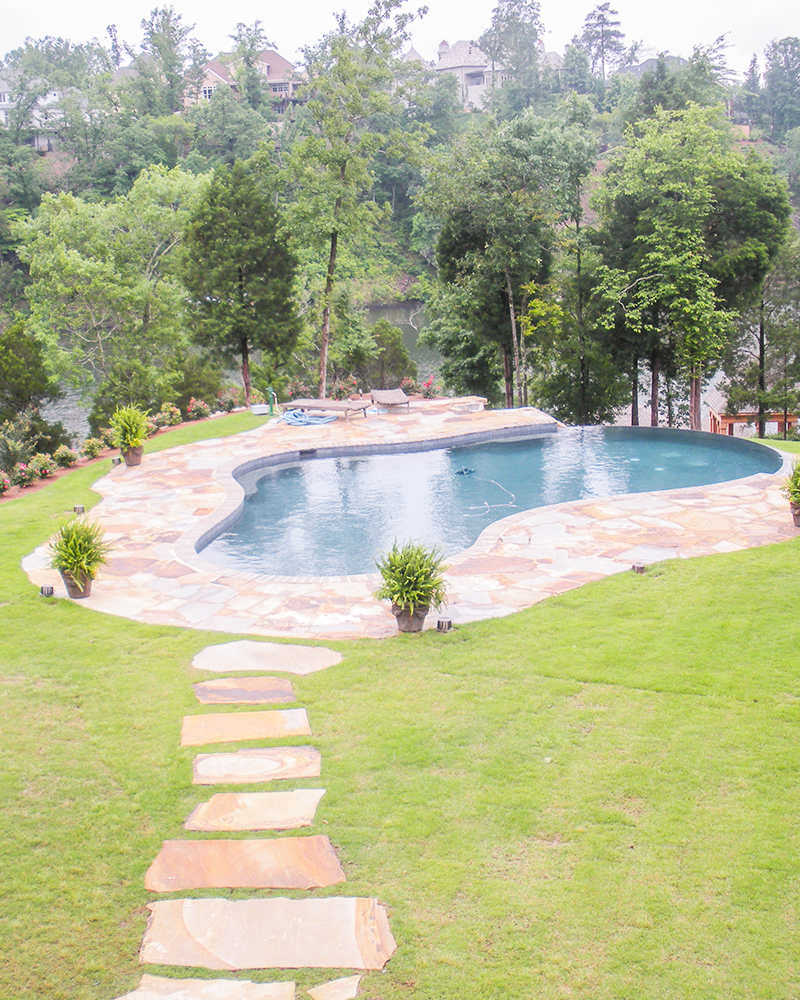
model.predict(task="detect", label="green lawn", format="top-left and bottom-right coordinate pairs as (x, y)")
top-left (1, 418), bottom-right (798, 999)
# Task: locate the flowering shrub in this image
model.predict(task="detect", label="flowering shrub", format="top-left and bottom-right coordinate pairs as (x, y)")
top-left (250, 388), bottom-right (266, 405)
top-left (421, 375), bottom-right (441, 399)
top-left (331, 375), bottom-right (360, 400)
top-left (98, 427), bottom-right (115, 448)
top-left (186, 397), bottom-right (211, 420)
top-left (287, 378), bottom-right (315, 400)
top-left (11, 462), bottom-right (35, 487)
top-left (29, 453), bottom-right (58, 478)
top-left (0, 470), bottom-right (10, 495)
top-left (399, 376), bottom-right (420, 394)
top-left (218, 387), bottom-right (242, 412)
top-left (81, 438), bottom-right (104, 460)
top-left (155, 402), bottom-right (182, 427)
top-left (53, 444), bottom-right (79, 468)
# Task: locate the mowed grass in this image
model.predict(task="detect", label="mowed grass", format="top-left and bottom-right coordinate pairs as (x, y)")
top-left (1, 418), bottom-right (798, 999)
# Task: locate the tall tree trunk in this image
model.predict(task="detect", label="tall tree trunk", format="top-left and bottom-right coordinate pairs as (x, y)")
top-left (319, 227), bottom-right (339, 399)
top-left (666, 376), bottom-right (675, 428)
top-left (757, 294), bottom-right (766, 438)
top-left (689, 367), bottom-right (701, 431)
top-left (575, 222), bottom-right (588, 423)
top-left (502, 345), bottom-right (513, 408)
top-left (631, 355), bottom-right (639, 426)
top-left (650, 348), bottom-right (659, 427)
top-left (505, 270), bottom-right (523, 409)
top-left (240, 335), bottom-right (251, 406)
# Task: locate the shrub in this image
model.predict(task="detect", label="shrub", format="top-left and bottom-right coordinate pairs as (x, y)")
top-left (249, 388), bottom-right (266, 405)
top-left (186, 397), bottom-right (210, 420)
top-left (217, 387), bottom-right (242, 412)
top-left (287, 378), bottom-right (315, 400)
top-left (98, 428), bottom-right (116, 448)
top-left (28, 453), bottom-right (58, 478)
top-left (81, 438), bottom-right (104, 460)
top-left (145, 416), bottom-right (159, 438)
top-left (331, 375), bottom-right (360, 400)
top-left (10, 462), bottom-right (35, 487)
top-left (400, 376), bottom-right (420, 394)
top-left (155, 402), bottom-right (182, 427)
top-left (49, 516), bottom-right (111, 590)
top-left (421, 375), bottom-right (441, 399)
top-left (53, 444), bottom-right (79, 468)
top-left (0, 470), bottom-right (10, 495)
top-left (0, 407), bottom-right (71, 469)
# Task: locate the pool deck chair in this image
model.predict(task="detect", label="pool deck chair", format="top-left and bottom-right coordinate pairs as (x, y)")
top-left (283, 398), bottom-right (371, 423)
top-left (371, 388), bottom-right (410, 411)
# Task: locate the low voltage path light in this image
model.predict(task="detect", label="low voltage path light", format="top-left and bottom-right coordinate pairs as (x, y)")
top-left (632, 563), bottom-right (646, 574)
top-left (437, 618), bottom-right (453, 632)
top-left (39, 585), bottom-right (54, 597)
top-left (73, 504), bottom-right (85, 514)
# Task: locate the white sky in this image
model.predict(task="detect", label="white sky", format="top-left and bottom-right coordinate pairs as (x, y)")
top-left (3, 0), bottom-right (798, 76)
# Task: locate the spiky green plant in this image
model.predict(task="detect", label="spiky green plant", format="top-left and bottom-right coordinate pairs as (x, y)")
top-left (780, 461), bottom-right (800, 506)
top-left (109, 406), bottom-right (149, 451)
top-left (49, 517), bottom-right (111, 591)
top-left (374, 541), bottom-right (448, 614)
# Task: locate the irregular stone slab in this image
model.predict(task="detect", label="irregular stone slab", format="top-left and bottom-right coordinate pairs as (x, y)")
top-left (192, 641), bottom-right (341, 675)
top-left (193, 747), bottom-right (321, 785)
top-left (140, 897), bottom-right (396, 971)
top-left (114, 974), bottom-right (295, 999)
top-left (181, 709), bottom-right (311, 747)
top-left (144, 835), bottom-right (346, 891)
top-left (185, 790), bottom-right (326, 832)
top-left (307, 975), bottom-right (361, 1000)
top-left (194, 677), bottom-right (295, 705)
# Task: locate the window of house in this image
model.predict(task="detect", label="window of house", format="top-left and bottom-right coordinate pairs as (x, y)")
top-left (201, 86), bottom-right (215, 100)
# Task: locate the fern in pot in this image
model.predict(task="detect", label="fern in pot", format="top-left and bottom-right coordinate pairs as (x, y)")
top-left (780, 461), bottom-right (800, 527)
top-left (375, 542), bottom-right (448, 633)
top-left (49, 516), bottom-right (111, 598)
top-left (110, 405), bottom-right (149, 466)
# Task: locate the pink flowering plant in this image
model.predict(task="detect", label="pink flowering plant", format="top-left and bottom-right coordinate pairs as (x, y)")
top-left (0, 470), bottom-right (10, 495)
top-left (186, 397), bottom-right (211, 420)
top-left (28, 453), bottom-right (58, 478)
top-left (421, 375), bottom-right (441, 399)
top-left (11, 462), bottom-right (35, 487)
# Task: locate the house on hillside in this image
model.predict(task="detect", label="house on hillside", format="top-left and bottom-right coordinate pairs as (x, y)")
top-left (434, 39), bottom-right (563, 110)
top-left (188, 49), bottom-right (304, 114)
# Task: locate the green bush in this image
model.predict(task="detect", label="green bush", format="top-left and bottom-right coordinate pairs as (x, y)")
top-left (81, 438), bottom-right (105, 460)
top-left (375, 541), bottom-right (449, 614)
top-left (110, 406), bottom-right (150, 451)
top-left (0, 407), bottom-right (71, 469)
top-left (53, 444), bottom-right (79, 468)
top-left (48, 516), bottom-right (111, 591)
top-left (28, 453), bottom-right (57, 478)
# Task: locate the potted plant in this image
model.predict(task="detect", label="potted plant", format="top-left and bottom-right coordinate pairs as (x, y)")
top-left (375, 542), bottom-right (448, 633)
top-left (49, 516), bottom-right (111, 599)
top-left (110, 406), bottom-right (149, 466)
top-left (780, 462), bottom-right (800, 526)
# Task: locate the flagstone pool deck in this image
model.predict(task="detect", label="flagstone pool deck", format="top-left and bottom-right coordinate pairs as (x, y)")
top-left (23, 398), bottom-right (797, 639)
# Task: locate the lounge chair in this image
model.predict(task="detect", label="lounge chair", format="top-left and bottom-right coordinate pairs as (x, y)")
top-left (282, 398), bottom-right (371, 423)
top-left (370, 388), bottom-right (410, 411)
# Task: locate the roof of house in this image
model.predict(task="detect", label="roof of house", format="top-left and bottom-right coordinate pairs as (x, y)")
top-left (436, 40), bottom-right (492, 72)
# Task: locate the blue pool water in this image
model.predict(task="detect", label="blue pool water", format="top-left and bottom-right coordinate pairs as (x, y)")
top-left (201, 426), bottom-right (781, 577)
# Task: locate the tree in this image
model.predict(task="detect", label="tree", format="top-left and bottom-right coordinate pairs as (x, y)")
top-left (581, 3), bottom-right (626, 83)
top-left (125, 7), bottom-right (207, 116)
top-left (0, 320), bottom-right (58, 421)
top-left (479, 0), bottom-right (544, 115)
top-left (764, 37), bottom-right (800, 140)
top-left (286, 0), bottom-right (427, 397)
top-left (229, 22), bottom-right (275, 111)
top-left (14, 165), bottom-right (203, 393)
top-left (181, 161), bottom-right (301, 404)
top-left (593, 104), bottom-right (790, 430)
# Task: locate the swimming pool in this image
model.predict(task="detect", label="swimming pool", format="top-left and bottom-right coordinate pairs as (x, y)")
top-left (200, 426), bottom-right (782, 577)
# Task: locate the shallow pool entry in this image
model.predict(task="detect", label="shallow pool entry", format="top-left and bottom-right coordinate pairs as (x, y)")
top-left (200, 426), bottom-right (781, 577)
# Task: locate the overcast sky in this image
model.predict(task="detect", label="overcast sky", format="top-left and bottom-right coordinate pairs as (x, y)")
top-left (4, 0), bottom-right (798, 76)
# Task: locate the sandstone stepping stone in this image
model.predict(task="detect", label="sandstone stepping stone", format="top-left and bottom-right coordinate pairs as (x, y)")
top-left (192, 641), bottom-right (341, 676)
top-left (113, 974), bottom-right (295, 999)
top-left (194, 677), bottom-right (295, 705)
top-left (185, 790), bottom-right (326, 832)
top-left (307, 975), bottom-right (361, 1000)
top-left (144, 835), bottom-right (346, 891)
top-left (193, 747), bottom-right (321, 785)
top-left (181, 709), bottom-right (311, 747)
top-left (140, 897), bottom-right (396, 971)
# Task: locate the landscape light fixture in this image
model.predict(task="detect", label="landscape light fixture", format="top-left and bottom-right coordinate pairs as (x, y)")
top-left (40, 586), bottom-right (54, 597)
top-left (436, 618), bottom-right (452, 632)
top-left (73, 504), bottom-right (84, 514)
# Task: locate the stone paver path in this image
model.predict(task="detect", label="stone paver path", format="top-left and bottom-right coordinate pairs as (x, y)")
top-left (184, 790), bottom-right (326, 832)
top-left (192, 747), bottom-right (322, 785)
top-left (21, 401), bottom-right (796, 638)
top-left (180, 709), bottom-right (312, 746)
top-left (144, 836), bottom-right (346, 891)
top-left (114, 975), bottom-right (295, 999)
top-left (193, 677), bottom-right (295, 705)
top-left (140, 897), bottom-right (396, 971)
top-left (306, 975), bottom-right (362, 1000)
top-left (191, 642), bottom-right (343, 674)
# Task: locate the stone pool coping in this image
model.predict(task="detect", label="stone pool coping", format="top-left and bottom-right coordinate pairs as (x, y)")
top-left (22, 400), bottom-right (798, 640)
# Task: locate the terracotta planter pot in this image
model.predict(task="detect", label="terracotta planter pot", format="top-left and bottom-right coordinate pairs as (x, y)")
top-left (60, 571), bottom-right (92, 599)
top-left (122, 446), bottom-right (144, 467)
top-left (391, 604), bottom-right (429, 633)
top-left (791, 504), bottom-right (800, 527)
